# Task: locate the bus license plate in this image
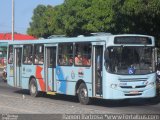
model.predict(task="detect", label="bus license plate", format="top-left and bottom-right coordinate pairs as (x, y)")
top-left (130, 91), bottom-right (139, 94)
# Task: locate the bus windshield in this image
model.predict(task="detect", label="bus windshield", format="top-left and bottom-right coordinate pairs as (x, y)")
top-left (105, 46), bottom-right (155, 75)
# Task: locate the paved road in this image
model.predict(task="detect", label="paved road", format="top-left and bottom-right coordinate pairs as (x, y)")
top-left (0, 78), bottom-right (160, 119)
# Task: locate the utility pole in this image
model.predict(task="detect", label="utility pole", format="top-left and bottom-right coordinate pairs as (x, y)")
top-left (12, 0), bottom-right (14, 41)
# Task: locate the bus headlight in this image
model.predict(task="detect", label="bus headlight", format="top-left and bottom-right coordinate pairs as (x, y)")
top-left (111, 84), bottom-right (118, 89)
top-left (147, 82), bottom-right (155, 87)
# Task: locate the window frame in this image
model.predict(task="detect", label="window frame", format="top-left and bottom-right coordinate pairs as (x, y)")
top-left (23, 44), bottom-right (33, 65)
top-left (8, 45), bottom-right (13, 64)
top-left (74, 42), bottom-right (92, 67)
top-left (58, 43), bottom-right (73, 66)
top-left (33, 44), bottom-right (44, 65)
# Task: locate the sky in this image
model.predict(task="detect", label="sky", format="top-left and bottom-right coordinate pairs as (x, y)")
top-left (0, 0), bottom-right (64, 34)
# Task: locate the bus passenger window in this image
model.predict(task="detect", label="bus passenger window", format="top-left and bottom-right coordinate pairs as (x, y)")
top-left (58, 43), bottom-right (73, 66)
top-left (60, 54), bottom-right (68, 65)
top-left (8, 45), bottom-right (13, 64)
top-left (34, 55), bottom-right (38, 64)
top-left (69, 56), bottom-right (73, 65)
top-left (75, 43), bottom-right (91, 66)
top-left (75, 52), bottom-right (82, 65)
top-left (82, 55), bottom-right (91, 66)
top-left (23, 45), bottom-right (33, 64)
top-left (34, 44), bottom-right (44, 65)
top-left (39, 56), bottom-right (44, 64)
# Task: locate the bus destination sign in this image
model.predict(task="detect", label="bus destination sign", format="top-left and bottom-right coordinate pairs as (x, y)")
top-left (114, 36), bottom-right (152, 45)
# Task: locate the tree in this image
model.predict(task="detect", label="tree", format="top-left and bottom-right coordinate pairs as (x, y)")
top-left (59, 0), bottom-right (120, 36)
top-left (57, 0), bottom-right (92, 36)
top-left (27, 5), bottom-right (64, 38)
top-left (27, 5), bottom-right (47, 38)
top-left (119, 0), bottom-right (160, 38)
top-left (27, 0), bottom-right (160, 40)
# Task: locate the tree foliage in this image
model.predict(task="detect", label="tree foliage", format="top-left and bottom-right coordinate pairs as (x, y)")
top-left (119, 0), bottom-right (160, 38)
top-left (27, 5), bottom-right (64, 38)
top-left (27, 0), bottom-right (160, 40)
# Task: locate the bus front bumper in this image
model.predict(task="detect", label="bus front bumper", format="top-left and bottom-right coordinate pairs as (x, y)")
top-left (103, 86), bottom-right (156, 100)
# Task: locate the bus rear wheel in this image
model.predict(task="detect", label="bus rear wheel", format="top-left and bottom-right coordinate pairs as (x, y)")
top-left (78, 83), bottom-right (90, 105)
top-left (29, 78), bottom-right (40, 97)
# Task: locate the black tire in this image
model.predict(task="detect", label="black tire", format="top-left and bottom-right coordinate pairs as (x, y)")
top-left (78, 83), bottom-right (90, 105)
top-left (29, 78), bottom-right (40, 97)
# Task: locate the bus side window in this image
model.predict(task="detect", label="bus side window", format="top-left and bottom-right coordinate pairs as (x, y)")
top-left (58, 43), bottom-right (73, 66)
top-left (75, 43), bottom-right (91, 66)
top-left (8, 45), bottom-right (13, 64)
top-left (34, 44), bottom-right (44, 65)
top-left (23, 45), bottom-right (33, 64)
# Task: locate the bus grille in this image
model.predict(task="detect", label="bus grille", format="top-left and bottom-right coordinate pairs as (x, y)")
top-left (119, 78), bottom-right (147, 82)
top-left (124, 91), bottom-right (143, 96)
top-left (125, 93), bottom-right (142, 96)
top-left (120, 85), bottom-right (146, 89)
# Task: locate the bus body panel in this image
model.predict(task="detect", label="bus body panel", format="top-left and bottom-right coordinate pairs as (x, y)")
top-left (103, 73), bottom-right (156, 99)
top-left (7, 64), bottom-right (14, 86)
top-left (35, 65), bottom-right (46, 92)
top-left (22, 65), bottom-right (47, 91)
top-left (56, 66), bottom-right (92, 96)
top-left (22, 65), bottom-right (36, 89)
top-left (21, 77), bottom-right (30, 89)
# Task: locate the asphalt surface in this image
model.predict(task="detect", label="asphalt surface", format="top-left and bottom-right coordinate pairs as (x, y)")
top-left (0, 77), bottom-right (160, 119)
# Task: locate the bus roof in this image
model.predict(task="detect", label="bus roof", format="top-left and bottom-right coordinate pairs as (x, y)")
top-left (7, 34), bottom-right (154, 46)
top-left (8, 35), bottom-right (108, 45)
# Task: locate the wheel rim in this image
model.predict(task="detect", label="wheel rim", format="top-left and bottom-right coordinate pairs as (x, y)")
top-left (31, 84), bottom-right (36, 94)
top-left (80, 88), bottom-right (87, 99)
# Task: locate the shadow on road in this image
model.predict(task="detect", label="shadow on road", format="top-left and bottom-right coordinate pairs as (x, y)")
top-left (14, 89), bottom-right (79, 103)
top-left (44, 94), bottom-right (79, 103)
top-left (90, 97), bottom-right (160, 107)
top-left (14, 89), bottom-right (30, 95)
top-left (14, 89), bottom-right (160, 107)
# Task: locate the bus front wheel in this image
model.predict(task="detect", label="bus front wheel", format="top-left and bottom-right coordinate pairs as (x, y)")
top-left (29, 79), bottom-right (39, 97)
top-left (78, 83), bottom-right (90, 105)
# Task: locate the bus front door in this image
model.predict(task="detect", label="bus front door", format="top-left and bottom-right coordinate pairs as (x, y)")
top-left (93, 45), bottom-right (103, 97)
top-left (45, 46), bottom-right (57, 92)
top-left (14, 48), bottom-right (22, 87)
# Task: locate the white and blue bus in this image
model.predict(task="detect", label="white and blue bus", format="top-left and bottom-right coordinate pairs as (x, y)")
top-left (7, 34), bottom-right (156, 104)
